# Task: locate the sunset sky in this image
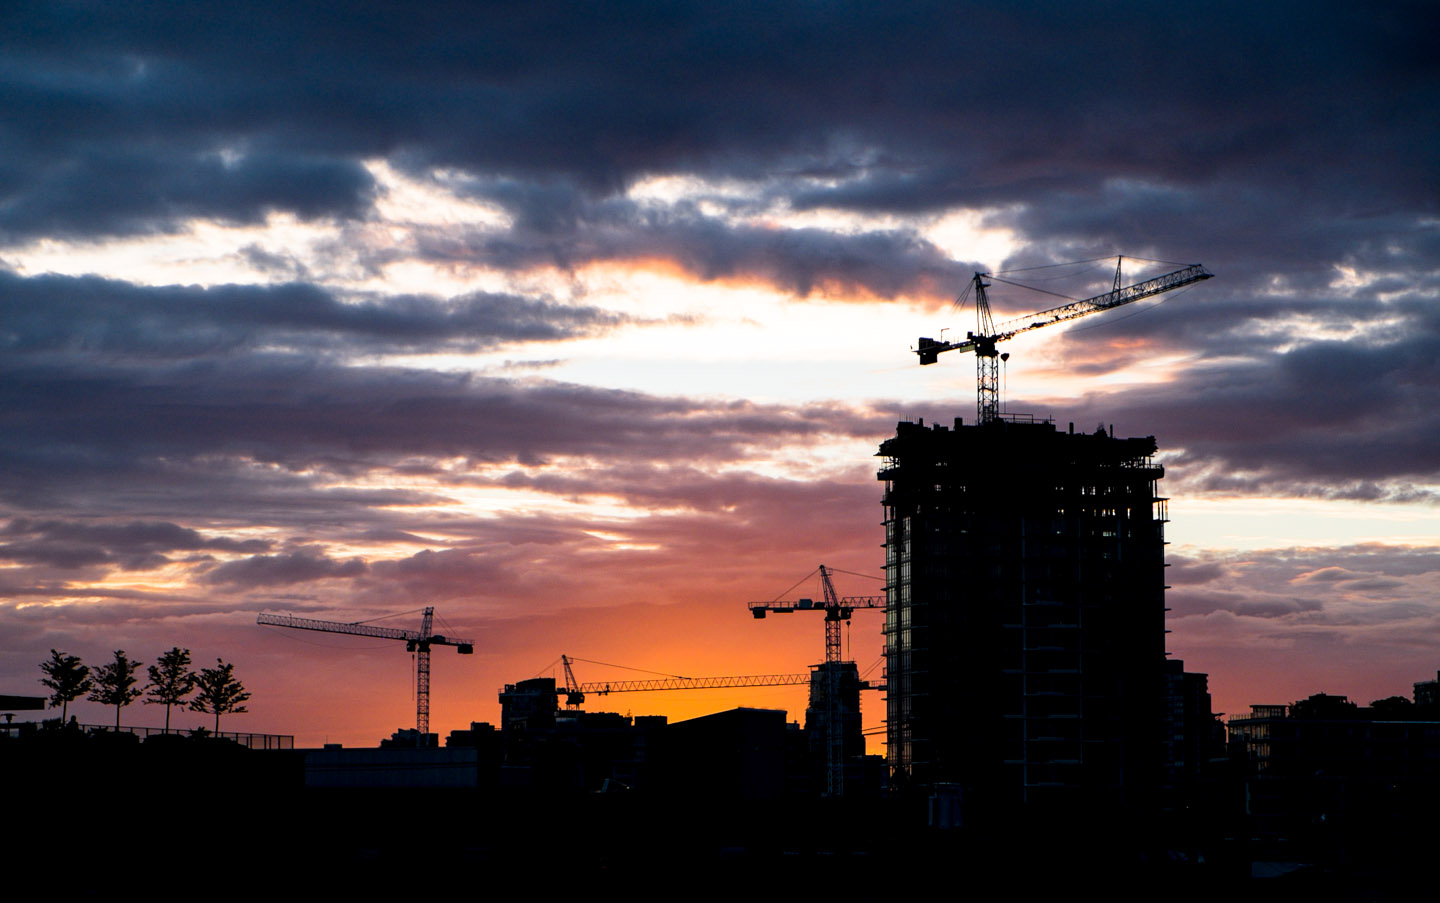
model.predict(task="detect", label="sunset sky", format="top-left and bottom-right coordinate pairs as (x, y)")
top-left (3, 2), bottom-right (1437, 747)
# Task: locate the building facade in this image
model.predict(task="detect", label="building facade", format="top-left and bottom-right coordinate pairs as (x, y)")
top-left (878, 417), bottom-right (1168, 816)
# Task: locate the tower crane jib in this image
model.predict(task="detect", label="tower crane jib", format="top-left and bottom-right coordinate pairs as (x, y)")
top-left (257, 607), bottom-right (474, 741)
top-left (557, 654), bottom-right (808, 707)
top-left (916, 257), bottom-right (1213, 424)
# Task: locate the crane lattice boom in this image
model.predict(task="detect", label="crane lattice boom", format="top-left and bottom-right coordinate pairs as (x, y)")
top-left (575, 674), bottom-right (809, 695)
top-left (255, 612), bottom-right (473, 647)
top-left (557, 654), bottom-right (809, 707)
top-left (916, 257), bottom-right (1212, 423)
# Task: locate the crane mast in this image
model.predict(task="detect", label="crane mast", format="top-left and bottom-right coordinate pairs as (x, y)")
top-left (747, 565), bottom-right (885, 664)
top-left (748, 564), bottom-right (885, 797)
top-left (916, 257), bottom-right (1212, 423)
top-left (257, 606), bottom-right (474, 741)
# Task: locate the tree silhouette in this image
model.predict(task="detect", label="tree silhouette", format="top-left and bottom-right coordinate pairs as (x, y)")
top-left (189, 659), bottom-right (251, 733)
top-left (39, 649), bottom-right (92, 721)
top-left (88, 650), bottom-right (144, 729)
top-left (145, 647), bottom-right (197, 732)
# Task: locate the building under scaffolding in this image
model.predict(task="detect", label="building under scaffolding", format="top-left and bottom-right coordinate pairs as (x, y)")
top-left (803, 661), bottom-right (865, 792)
top-left (878, 416), bottom-right (1168, 818)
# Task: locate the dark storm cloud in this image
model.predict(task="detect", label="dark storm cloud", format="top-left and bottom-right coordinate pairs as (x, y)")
top-left (0, 334), bottom-right (888, 519)
top-left (0, 147), bottom-right (375, 240)
top-left (976, 248), bottom-right (1435, 499)
top-left (408, 191), bottom-right (974, 299)
top-left (987, 183), bottom-right (1440, 301)
top-left (205, 547), bottom-right (367, 588)
top-left (0, 270), bottom-right (626, 358)
top-left (0, 517), bottom-right (268, 570)
top-left (2, 1), bottom-right (1431, 257)
top-left (1080, 321), bottom-right (1440, 497)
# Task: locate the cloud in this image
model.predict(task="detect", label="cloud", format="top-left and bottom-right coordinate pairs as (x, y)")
top-left (1165, 543), bottom-right (1440, 622)
top-left (0, 517), bottom-right (269, 570)
top-left (205, 547), bottom-right (368, 588)
top-left (0, 148), bottom-right (375, 240)
top-left (399, 184), bottom-right (975, 300)
top-left (1, 0), bottom-right (1435, 745)
top-left (2, 2), bottom-right (1430, 258)
top-left (2, 316), bottom-right (890, 513)
top-left (1037, 273), bottom-right (1440, 498)
top-left (1168, 543), bottom-right (1440, 716)
top-left (0, 270), bottom-right (629, 359)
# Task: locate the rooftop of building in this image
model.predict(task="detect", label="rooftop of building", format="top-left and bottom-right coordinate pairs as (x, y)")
top-left (877, 415), bottom-right (1161, 481)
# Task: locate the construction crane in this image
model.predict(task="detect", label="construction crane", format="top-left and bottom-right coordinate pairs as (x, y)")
top-left (557, 655), bottom-right (807, 708)
top-left (916, 256), bottom-right (1213, 424)
top-left (748, 565), bottom-right (885, 796)
top-left (257, 606), bottom-right (473, 739)
top-left (748, 564), bottom-right (885, 664)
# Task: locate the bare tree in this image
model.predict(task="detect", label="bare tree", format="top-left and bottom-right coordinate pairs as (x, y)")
top-left (39, 649), bottom-right (91, 721)
top-left (88, 650), bottom-right (143, 729)
top-left (189, 659), bottom-right (251, 733)
top-left (145, 647), bottom-right (197, 732)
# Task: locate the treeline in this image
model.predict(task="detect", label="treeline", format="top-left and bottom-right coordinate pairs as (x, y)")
top-left (38, 647), bottom-right (250, 732)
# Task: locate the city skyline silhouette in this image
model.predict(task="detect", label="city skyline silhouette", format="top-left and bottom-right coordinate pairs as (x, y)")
top-left (2, 2), bottom-right (1436, 764)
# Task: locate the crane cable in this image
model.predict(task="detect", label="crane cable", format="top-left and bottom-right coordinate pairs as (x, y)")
top-left (566, 656), bottom-right (692, 681)
top-left (351, 607), bottom-right (428, 625)
top-left (768, 567), bottom-right (820, 602)
top-left (824, 566), bottom-right (883, 583)
top-left (992, 254), bottom-right (1116, 274)
top-left (993, 254), bottom-right (1191, 275)
top-left (985, 273), bottom-right (1084, 304)
top-left (530, 656), bottom-right (563, 680)
top-left (968, 255), bottom-right (1200, 310)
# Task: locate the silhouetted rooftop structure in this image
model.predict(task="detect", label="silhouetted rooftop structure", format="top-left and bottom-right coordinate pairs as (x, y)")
top-left (1414, 670), bottom-right (1440, 709)
top-left (667, 707), bottom-right (788, 800)
top-left (1226, 681), bottom-right (1440, 878)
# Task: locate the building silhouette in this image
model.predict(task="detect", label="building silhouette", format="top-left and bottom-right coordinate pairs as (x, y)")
top-left (878, 417), bottom-right (1168, 818)
top-left (1162, 659), bottom-right (1225, 811)
top-left (1413, 670), bottom-right (1440, 709)
top-left (1225, 688), bottom-right (1440, 875)
top-left (803, 661), bottom-right (866, 792)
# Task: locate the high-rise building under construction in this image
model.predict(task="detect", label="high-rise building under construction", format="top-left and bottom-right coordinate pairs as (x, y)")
top-left (878, 416), bottom-right (1167, 817)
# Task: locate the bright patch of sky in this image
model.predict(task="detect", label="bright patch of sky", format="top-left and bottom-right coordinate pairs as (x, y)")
top-left (372, 162), bottom-right (513, 228)
top-left (923, 208), bottom-right (1021, 271)
top-left (1169, 497), bottom-right (1440, 552)
top-left (5, 215), bottom-right (323, 287)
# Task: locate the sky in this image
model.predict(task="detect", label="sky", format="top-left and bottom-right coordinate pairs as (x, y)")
top-left (3, 1), bottom-right (1438, 746)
